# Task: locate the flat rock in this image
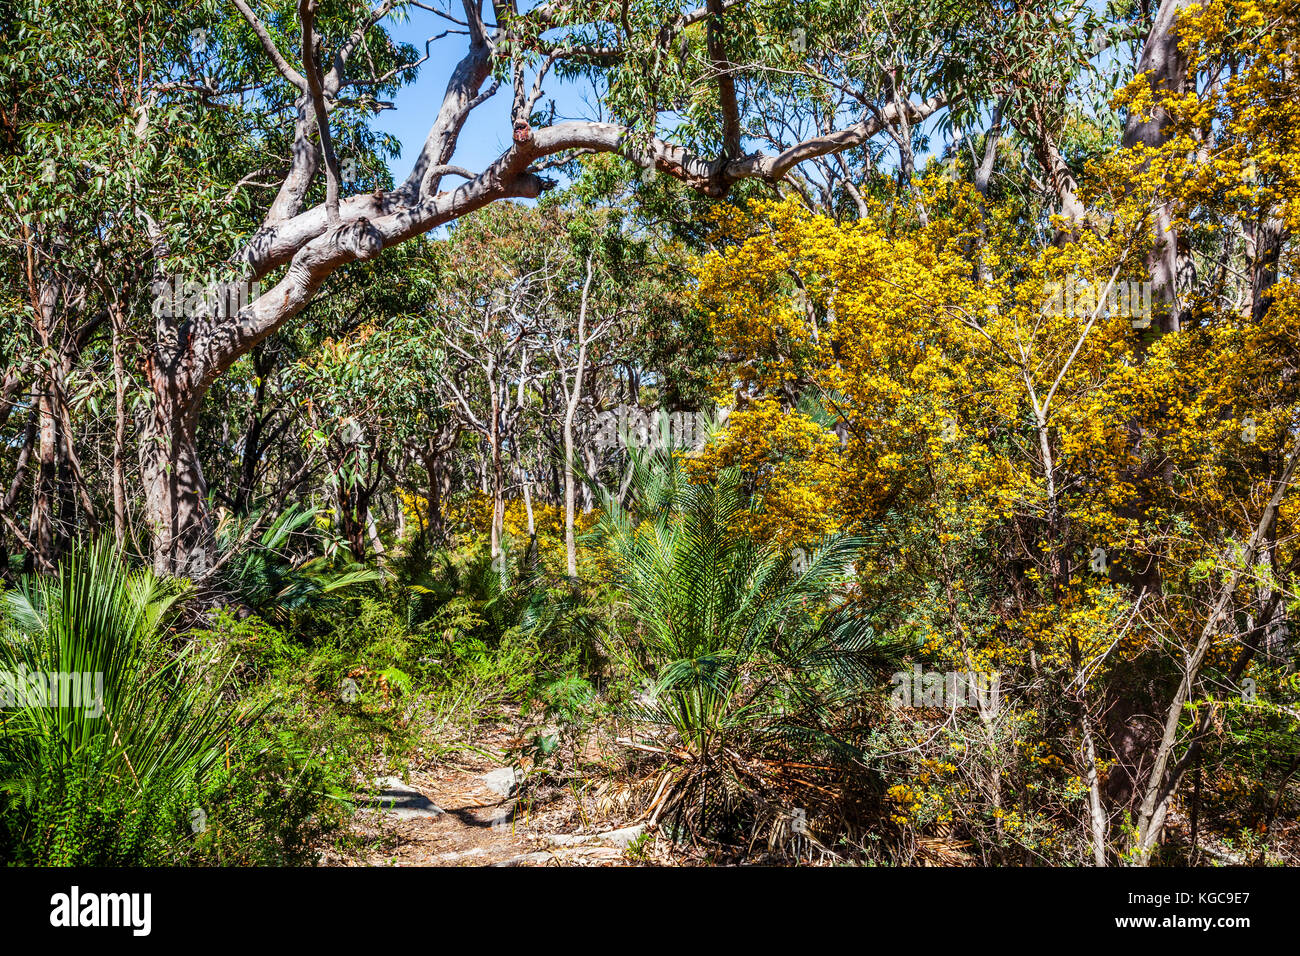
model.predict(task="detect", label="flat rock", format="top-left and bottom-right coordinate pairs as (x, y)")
top-left (369, 776), bottom-right (445, 820)
top-left (491, 851), bottom-right (553, 867)
top-left (480, 766), bottom-right (521, 798)
top-left (541, 824), bottom-right (645, 849)
top-left (433, 847), bottom-right (486, 862)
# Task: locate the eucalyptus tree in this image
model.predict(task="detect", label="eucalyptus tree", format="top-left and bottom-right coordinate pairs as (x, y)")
top-left (544, 203), bottom-right (652, 579)
top-left (0, 0), bottom-right (244, 569)
top-left (291, 249), bottom-right (453, 560)
top-left (430, 204), bottom-right (564, 563)
top-left (2, 0), bottom-right (410, 575)
top-left (12, 0), bottom-right (1126, 575)
top-left (78, 0), bottom-right (1013, 574)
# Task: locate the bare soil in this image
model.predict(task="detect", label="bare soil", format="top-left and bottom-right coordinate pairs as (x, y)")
top-left (323, 718), bottom-right (650, 867)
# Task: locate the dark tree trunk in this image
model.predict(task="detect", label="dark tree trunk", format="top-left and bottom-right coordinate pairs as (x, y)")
top-left (337, 482), bottom-right (370, 561)
top-left (1250, 217), bottom-right (1287, 324)
top-left (140, 364), bottom-right (213, 577)
top-left (31, 379), bottom-right (62, 571)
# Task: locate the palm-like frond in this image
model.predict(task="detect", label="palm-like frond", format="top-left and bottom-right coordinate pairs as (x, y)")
top-left (596, 457), bottom-right (887, 758)
top-left (217, 504), bottom-right (381, 623)
top-left (0, 542), bottom-right (253, 837)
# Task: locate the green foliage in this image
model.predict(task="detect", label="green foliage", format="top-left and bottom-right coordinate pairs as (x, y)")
top-left (594, 456), bottom-right (905, 843)
top-left (0, 541), bottom-right (249, 864)
top-left (520, 672), bottom-right (600, 767)
top-left (393, 539), bottom-right (605, 681)
top-left (216, 504), bottom-right (382, 624)
top-left (0, 545), bottom-right (388, 866)
top-left (601, 462), bottom-right (893, 756)
top-left (185, 608), bottom-right (408, 863)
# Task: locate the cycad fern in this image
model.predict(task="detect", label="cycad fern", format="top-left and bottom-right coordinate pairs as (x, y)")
top-left (601, 465), bottom-right (871, 750)
top-left (597, 460), bottom-right (899, 839)
top-left (400, 540), bottom-right (608, 669)
top-left (217, 504), bottom-right (381, 624)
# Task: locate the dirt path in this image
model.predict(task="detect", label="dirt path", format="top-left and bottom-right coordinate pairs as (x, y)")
top-left (326, 723), bottom-right (645, 867)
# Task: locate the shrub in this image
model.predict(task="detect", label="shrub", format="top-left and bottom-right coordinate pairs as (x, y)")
top-left (597, 462), bottom-right (901, 844)
top-left (0, 541), bottom-right (250, 864)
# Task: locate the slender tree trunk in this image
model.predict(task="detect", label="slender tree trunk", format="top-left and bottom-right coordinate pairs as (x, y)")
top-left (335, 478), bottom-right (369, 561)
top-left (31, 378), bottom-right (60, 571)
top-left (1250, 217), bottom-right (1286, 323)
top-left (366, 506), bottom-right (386, 556)
top-left (520, 463), bottom-right (536, 550)
top-left (422, 449), bottom-right (449, 545)
top-left (484, 356), bottom-right (505, 569)
top-left (1123, 0), bottom-right (1194, 332)
top-left (563, 411), bottom-right (578, 577)
top-left (564, 258), bottom-right (595, 580)
top-left (234, 346), bottom-right (273, 515)
top-left (110, 304), bottom-right (129, 548)
top-left (489, 394), bottom-right (504, 567)
top-left (1, 409), bottom-right (37, 569)
top-left (1080, 708), bottom-right (1109, 866)
top-left (29, 281), bottom-right (67, 571)
top-left (394, 490), bottom-right (407, 543)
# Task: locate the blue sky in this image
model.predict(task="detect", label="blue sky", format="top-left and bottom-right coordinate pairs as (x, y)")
top-left (372, 9), bottom-right (593, 184)
top-left (366, 5), bottom-right (1097, 189)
